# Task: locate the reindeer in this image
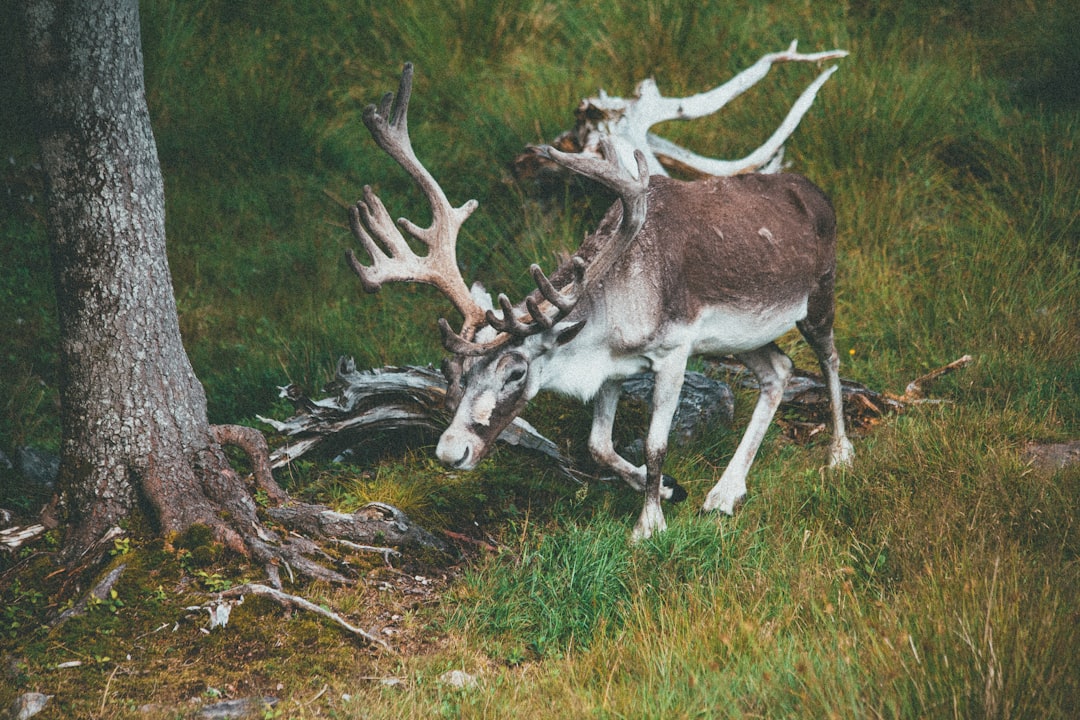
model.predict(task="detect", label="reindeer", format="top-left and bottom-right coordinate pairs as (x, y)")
top-left (347, 64), bottom-right (854, 540)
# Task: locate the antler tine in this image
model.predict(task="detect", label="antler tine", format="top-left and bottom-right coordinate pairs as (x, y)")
top-left (439, 318), bottom-right (511, 356)
top-left (483, 256), bottom-right (586, 337)
top-left (486, 294), bottom-right (535, 336)
top-left (530, 256), bottom-right (585, 313)
top-left (348, 63), bottom-right (490, 342)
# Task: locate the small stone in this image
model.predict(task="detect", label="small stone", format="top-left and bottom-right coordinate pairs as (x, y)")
top-left (194, 696), bottom-right (277, 719)
top-left (438, 669), bottom-right (478, 689)
top-left (10, 693), bottom-right (52, 720)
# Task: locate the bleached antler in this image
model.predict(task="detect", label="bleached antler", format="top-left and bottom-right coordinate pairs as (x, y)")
top-left (565, 41), bottom-right (847, 177)
top-left (349, 64), bottom-right (592, 356)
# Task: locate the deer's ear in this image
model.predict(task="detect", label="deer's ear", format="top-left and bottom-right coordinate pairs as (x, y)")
top-left (555, 320), bottom-right (586, 346)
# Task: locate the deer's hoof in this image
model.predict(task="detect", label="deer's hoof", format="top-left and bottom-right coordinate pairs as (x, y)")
top-left (700, 491), bottom-right (746, 517)
top-left (662, 475), bottom-right (688, 504)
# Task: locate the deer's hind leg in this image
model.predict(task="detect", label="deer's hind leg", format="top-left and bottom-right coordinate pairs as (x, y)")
top-left (797, 319), bottom-right (854, 468)
top-left (702, 343), bottom-right (793, 515)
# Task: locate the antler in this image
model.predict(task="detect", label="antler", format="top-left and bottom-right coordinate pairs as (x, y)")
top-left (443, 138), bottom-right (649, 355)
top-left (552, 40), bottom-right (847, 178)
top-left (485, 257), bottom-right (587, 336)
top-left (352, 64), bottom-right (595, 357)
top-left (346, 63), bottom-right (489, 342)
top-left (535, 137), bottom-right (650, 261)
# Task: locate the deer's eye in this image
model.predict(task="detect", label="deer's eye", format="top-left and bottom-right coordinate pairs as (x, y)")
top-left (506, 367), bottom-right (526, 384)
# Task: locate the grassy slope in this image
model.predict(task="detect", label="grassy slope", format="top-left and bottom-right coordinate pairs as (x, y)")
top-left (1, 0), bottom-right (1078, 717)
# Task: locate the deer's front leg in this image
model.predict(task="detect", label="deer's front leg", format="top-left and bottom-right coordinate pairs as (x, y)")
top-left (589, 380), bottom-right (645, 490)
top-left (589, 379), bottom-right (687, 502)
top-left (632, 364), bottom-right (687, 542)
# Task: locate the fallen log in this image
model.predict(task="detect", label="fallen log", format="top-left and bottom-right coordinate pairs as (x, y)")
top-left (266, 501), bottom-right (454, 557)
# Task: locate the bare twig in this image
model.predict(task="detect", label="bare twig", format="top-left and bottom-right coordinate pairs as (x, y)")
top-left (100, 663), bottom-right (121, 716)
top-left (903, 355), bottom-right (974, 401)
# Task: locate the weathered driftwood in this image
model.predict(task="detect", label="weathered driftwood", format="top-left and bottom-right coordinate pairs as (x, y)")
top-left (514, 40), bottom-right (847, 187)
top-left (257, 359), bottom-right (741, 476)
top-left (258, 359), bottom-right (574, 473)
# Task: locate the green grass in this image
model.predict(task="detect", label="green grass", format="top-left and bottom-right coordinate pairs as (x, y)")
top-left (2, 0), bottom-right (1079, 717)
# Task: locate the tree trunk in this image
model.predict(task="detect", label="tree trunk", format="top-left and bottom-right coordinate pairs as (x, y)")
top-left (21, 0), bottom-right (258, 558)
top-left (18, 1), bottom-right (446, 584)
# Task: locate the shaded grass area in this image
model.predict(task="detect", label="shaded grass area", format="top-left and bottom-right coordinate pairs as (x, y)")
top-left (2, 0), bottom-right (1079, 717)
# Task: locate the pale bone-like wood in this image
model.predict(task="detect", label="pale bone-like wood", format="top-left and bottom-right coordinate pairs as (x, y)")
top-left (562, 40), bottom-right (847, 177)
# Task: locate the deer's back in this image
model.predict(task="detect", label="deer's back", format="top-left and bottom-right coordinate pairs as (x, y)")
top-left (613, 173), bottom-right (836, 320)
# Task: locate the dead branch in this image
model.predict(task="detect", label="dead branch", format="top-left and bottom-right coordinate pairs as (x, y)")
top-left (0, 523), bottom-right (47, 552)
top-left (902, 354), bottom-right (974, 401)
top-left (258, 358), bottom-right (941, 470)
top-left (212, 582), bottom-right (393, 651)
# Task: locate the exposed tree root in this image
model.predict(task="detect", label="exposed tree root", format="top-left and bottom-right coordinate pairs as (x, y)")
top-left (266, 502), bottom-right (455, 557)
top-left (30, 424), bottom-right (453, 651)
top-left (199, 421), bottom-right (455, 587)
top-left (50, 562), bottom-right (127, 629)
top-left (210, 424), bottom-right (288, 503)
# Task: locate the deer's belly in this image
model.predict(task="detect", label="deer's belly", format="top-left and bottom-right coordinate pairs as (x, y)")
top-left (687, 301), bottom-right (807, 356)
top-left (536, 302), bottom-right (807, 401)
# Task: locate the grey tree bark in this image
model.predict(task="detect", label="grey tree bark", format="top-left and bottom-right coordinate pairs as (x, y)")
top-left (18, 1), bottom-right (448, 581)
top-left (20, 0), bottom-right (264, 558)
